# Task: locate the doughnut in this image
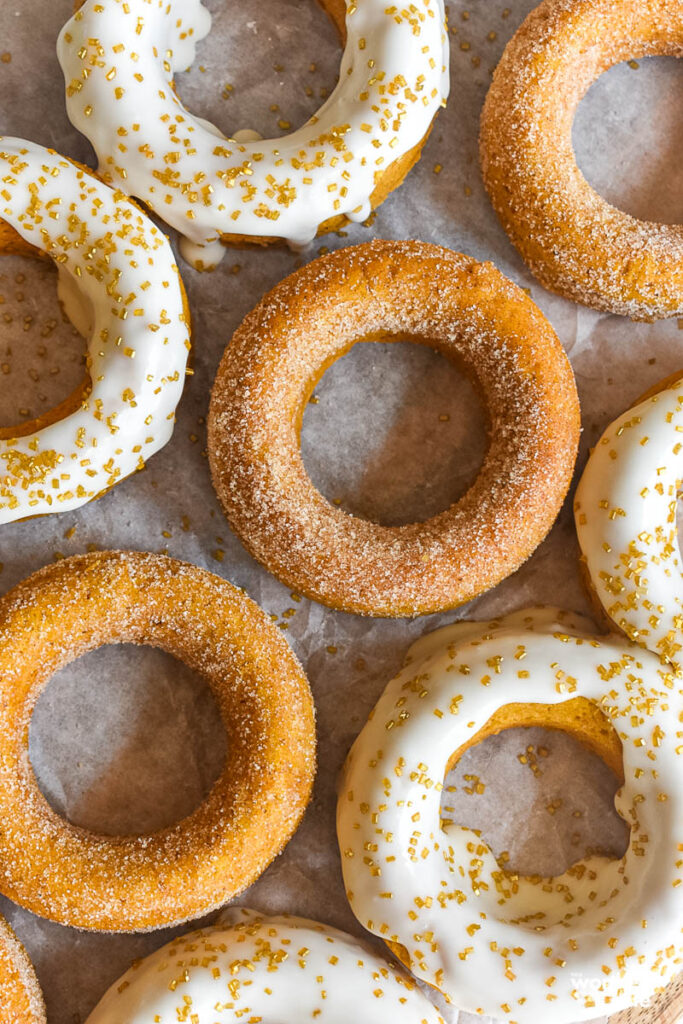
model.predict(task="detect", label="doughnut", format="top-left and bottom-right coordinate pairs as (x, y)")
top-left (0, 550), bottom-right (316, 932)
top-left (337, 607), bottom-right (683, 1022)
top-left (208, 239), bottom-right (580, 617)
top-left (575, 370), bottom-right (683, 673)
top-left (0, 917), bottom-right (45, 1024)
top-left (57, 0), bottom-right (449, 269)
top-left (480, 0), bottom-right (683, 321)
top-left (84, 907), bottom-right (446, 1023)
top-left (0, 138), bottom-right (190, 525)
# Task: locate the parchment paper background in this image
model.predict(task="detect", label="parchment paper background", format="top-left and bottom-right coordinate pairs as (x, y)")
top-left (0, 1), bottom-right (681, 1021)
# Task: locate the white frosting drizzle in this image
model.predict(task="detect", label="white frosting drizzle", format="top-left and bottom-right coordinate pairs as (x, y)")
top-left (0, 139), bottom-right (190, 524)
top-left (575, 377), bottom-right (683, 673)
top-left (84, 907), bottom-right (446, 1023)
top-left (57, 0), bottom-right (449, 267)
top-left (337, 608), bottom-right (683, 1023)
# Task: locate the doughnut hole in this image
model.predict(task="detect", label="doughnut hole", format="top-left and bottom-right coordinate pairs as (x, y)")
top-left (29, 645), bottom-right (227, 836)
top-left (174, 0), bottom-right (339, 140)
top-left (573, 56), bottom-right (683, 224)
top-left (437, 700), bottom-right (630, 919)
top-left (300, 340), bottom-right (489, 527)
top-left (0, 255), bottom-right (87, 436)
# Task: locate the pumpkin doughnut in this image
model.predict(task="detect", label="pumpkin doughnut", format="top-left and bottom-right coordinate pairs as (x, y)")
top-left (480, 0), bottom-right (683, 321)
top-left (208, 239), bottom-right (580, 617)
top-left (84, 907), bottom-right (446, 1023)
top-left (57, 0), bottom-right (450, 269)
top-left (0, 138), bottom-right (191, 525)
top-left (0, 917), bottom-right (45, 1024)
top-left (337, 607), bottom-right (683, 1022)
top-left (575, 370), bottom-right (683, 673)
top-left (0, 551), bottom-right (316, 932)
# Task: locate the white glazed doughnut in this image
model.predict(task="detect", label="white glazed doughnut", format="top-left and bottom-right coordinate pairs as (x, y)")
top-left (575, 373), bottom-right (683, 672)
top-left (84, 907), bottom-right (446, 1023)
top-left (0, 138), bottom-right (190, 525)
top-left (337, 607), bottom-right (683, 1023)
top-left (57, 0), bottom-right (449, 268)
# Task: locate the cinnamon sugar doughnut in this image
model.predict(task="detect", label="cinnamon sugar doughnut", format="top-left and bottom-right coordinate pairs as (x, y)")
top-left (0, 917), bottom-right (45, 1024)
top-left (0, 551), bottom-right (316, 932)
top-left (208, 239), bottom-right (580, 617)
top-left (58, 0), bottom-right (449, 268)
top-left (480, 0), bottom-right (683, 321)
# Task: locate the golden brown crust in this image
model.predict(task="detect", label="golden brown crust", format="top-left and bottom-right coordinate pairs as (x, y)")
top-left (208, 239), bottom-right (581, 617)
top-left (0, 551), bottom-right (316, 932)
top-left (0, 918), bottom-right (45, 1024)
top-left (480, 0), bottom-right (683, 321)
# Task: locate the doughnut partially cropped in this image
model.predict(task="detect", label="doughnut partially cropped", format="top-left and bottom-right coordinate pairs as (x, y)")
top-left (208, 239), bottom-right (580, 617)
top-left (0, 551), bottom-right (316, 932)
top-left (0, 138), bottom-right (190, 525)
top-left (0, 917), bottom-right (45, 1024)
top-left (575, 370), bottom-right (683, 673)
top-left (85, 907), bottom-right (446, 1023)
top-left (58, 0), bottom-right (449, 268)
top-left (337, 608), bottom-right (683, 1022)
top-left (480, 0), bottom-right (683, 321)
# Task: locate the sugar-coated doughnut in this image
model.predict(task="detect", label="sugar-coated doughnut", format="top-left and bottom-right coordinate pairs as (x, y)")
top-left (208, 239), bottom-right (580, 617)
top-left (0, 551), bottom-right (315, 932)
top-left (84, 907), bottom-right (446, 1023)
top-left (0, 138), bottom-right (190, 525)
top-left (0, 917), bottom-right (45, 1024)
top-left (58, 0), bottom-right (449, 269)
top-left (480, 0), bottom-right (683, 321)
top-left (337, 607), bottom-right (683, 1022)
top-left (575, 371), bottom-right (683, 673)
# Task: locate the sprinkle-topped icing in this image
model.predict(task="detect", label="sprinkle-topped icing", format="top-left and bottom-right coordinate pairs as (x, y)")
top-left (85, 907), bottom-right (446, 1022)
top-left (575, 373), bottom-right (683, 673)
top-left (337, 608), bottom-right (683, 1022)
top-left (57, 0), bottom-right (449, 267)
top-left (0, 139), bottom-right (190, 525)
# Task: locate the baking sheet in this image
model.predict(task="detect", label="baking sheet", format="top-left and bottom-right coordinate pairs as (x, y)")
top-left (0, 0), bottom-right (681, 1021)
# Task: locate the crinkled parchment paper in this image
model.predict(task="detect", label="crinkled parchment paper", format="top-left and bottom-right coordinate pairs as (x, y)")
top-left (0, 1), bottom-right (681, 1021)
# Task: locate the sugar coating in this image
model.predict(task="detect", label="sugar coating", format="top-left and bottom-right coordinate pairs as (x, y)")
top-left (85, 907), bottom-right (446, 1022)
top-left (480, 0), bottom-right (683, 321)
top-left (0, 915), bottom-right (45, 1023)
top-left (57, 0), bottom-right (450, 267)
top-left (337, 607), bottom-right (683, 1022)
top-left (208, 239), bottom-right (580, 617)
top-left (575, 374), bottom-right (683, 673)
top-left (0, 551), bottom-right (316, 932)
top-left (0, 139), bottom-right (190, 524)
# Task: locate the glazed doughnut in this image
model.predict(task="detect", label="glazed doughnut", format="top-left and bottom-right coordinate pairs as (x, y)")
top-left (0, 551), bottom-right (315, 932)
top-left (480, 0), bottom-right (683, 321)
top-left (208, 239), bottom-right (580, 617)
top-left (85, 907), bottom-right (446, 1023)
top-left (575, 370), bottom-right (683, 672)
top-left (0, 917), bottom-right (45, 1024)
top-left (337, 607), bottom-right (683, 1022)
top-left (57, 0), bottom-right (449, 268)
top-left (0, 138), bottom-right (190, 525)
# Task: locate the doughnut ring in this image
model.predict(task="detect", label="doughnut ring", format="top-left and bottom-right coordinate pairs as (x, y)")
top-left (480, 0), bottom-right (683, 321)
top-left (0, 551), bottom-right (316, 932)
top-left (0, 138), bottom-right (190, 526)
top-left (337, 607), bottom-right (683, 1022)
top-left (208, 239), bottom-right (580, 618)
top-left (85, 907), bottom-right (446, 1023)
top-left (58, 0), bottom-right (450, 269)
top-left (0, 917), bottom-right (45, 1024)
top-left (575, 370), bottom-right (683, 672)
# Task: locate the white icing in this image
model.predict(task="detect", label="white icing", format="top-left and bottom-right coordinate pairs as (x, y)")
top-left (0, 139), bottom-right (190, 524)
top-left (337, 608), bottom-right (683, 1022)
top-left (57, 0), bottom-right (449, 265)
top-left (85, 907), bottom-right (446, 1023)
top-left (575, 377), bottom-right (683, 673)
